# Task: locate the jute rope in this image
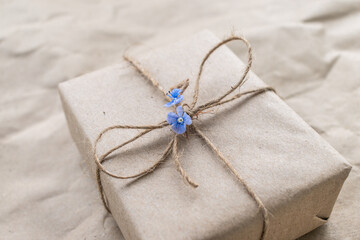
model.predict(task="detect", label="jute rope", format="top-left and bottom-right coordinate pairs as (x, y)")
top-left (93, 35), bottom-right (275, 239)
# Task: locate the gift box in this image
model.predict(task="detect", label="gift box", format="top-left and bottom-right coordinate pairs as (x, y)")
top-left (58, 30), bottom-right (351, 240)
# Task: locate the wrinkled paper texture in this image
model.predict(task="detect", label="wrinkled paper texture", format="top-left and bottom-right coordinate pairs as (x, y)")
top-left (1, 1), bottom-right (359, 239)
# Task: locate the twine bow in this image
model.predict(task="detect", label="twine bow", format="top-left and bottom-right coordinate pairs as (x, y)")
top-left (94, 35), bottom-right (274, 240)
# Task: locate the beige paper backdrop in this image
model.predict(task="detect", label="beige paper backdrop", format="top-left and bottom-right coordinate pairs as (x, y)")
top-left (0, 1), bottom-right (359, 239)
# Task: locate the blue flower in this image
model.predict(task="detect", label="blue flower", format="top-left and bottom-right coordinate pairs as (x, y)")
top-left (164, 88), bottom-right (183, 107)
top-left (167, 106), bottom-right (192, 134)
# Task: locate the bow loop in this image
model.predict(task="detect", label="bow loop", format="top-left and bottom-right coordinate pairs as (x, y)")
top-left (94, 121), bottom-right (171, 180)
top-left (189, 36), bottom-right (253, 113)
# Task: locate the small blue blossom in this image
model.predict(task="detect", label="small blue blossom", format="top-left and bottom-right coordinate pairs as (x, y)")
top-left (167, 106), bottom-right (192, 134)
top-left (164, 88), bottom-right (183, 107)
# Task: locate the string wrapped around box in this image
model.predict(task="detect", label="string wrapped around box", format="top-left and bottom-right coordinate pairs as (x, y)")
top-left (93, 35), bottom-right (275, 240)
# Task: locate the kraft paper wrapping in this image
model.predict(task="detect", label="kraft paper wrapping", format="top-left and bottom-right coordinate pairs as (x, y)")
top-left (58, 30), bottom-right (351, 240)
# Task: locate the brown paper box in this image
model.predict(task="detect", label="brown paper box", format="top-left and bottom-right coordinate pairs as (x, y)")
top-left (58, 30), bottom-right (351, 240)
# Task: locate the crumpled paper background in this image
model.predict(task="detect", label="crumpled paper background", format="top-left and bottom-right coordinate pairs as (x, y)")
top-left (0, 1), bottom-right (359, 239)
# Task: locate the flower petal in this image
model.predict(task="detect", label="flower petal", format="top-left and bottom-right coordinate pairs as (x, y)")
top-left (166, 112), bottom-right (178, 125)
top-left (173, 95), bottom-right (183, 105)
top-left (183, 113), bottom-right (192, 125)
top-left (164, 99), bottom-right (175, 107)
top-left (170, 88), bottom-right (182, 98)
top-left (176, 106), bottom-right (183, 116)
top-left (172, 123), bottom-right (187, 134)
